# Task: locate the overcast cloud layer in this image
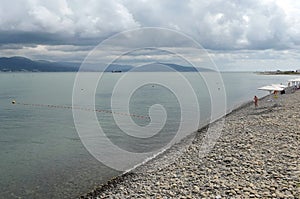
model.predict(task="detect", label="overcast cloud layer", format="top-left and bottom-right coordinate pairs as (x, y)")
top-left (0, 0), bottom-right (300, 70)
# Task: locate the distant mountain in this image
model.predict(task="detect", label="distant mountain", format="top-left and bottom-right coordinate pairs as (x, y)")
top-left (0, 56), bottom-right (80, 72)
top-left (104, 63), bottom-right (215, 72)
top-left (150, 63), bottom-right (214, 72)
top-left (0, 57), bottom-right (215, 72)
top-left (103, 64), bottom-right (133, 72)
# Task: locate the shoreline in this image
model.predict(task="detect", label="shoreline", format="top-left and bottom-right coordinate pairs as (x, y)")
top-left (80, 91), bottom-right (300, 198)
top-left (256, 72), bottom-right (300, 75)
top-left (79, 96), bottom-right (259, 197)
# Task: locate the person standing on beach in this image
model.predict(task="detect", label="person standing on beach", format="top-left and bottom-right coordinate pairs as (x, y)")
top-left (254, 96), bottom-right (258, 107)
top-left (273, 90), bottom-right (278, 99)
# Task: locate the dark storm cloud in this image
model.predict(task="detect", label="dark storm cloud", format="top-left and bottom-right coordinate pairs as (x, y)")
top-left (0, 31), bottom-right (65, 45)
top-left (0, 43), bottom-right (37, 50)
top-left (0, 31), bottom-right (113, 46)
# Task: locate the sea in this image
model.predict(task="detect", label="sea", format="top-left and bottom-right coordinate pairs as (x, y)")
top-left (0, 72), bottom-right (298, 198)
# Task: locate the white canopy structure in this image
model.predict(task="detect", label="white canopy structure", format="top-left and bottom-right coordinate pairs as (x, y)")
top-left (271, 84), bottom-right (287, 89)
top-left (258, 85), bottom-right (284, 92)
top-left (288, 78), bottom-right (300, 88)
top-left (258, 85), bottom-right (284, 101)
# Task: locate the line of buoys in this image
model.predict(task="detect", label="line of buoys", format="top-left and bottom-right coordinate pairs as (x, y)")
top-left (12, 101), bottom-right (150, 120)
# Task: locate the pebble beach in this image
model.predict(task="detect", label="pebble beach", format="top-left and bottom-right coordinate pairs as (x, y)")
top-left (81, 91), bottom-right (300, 199)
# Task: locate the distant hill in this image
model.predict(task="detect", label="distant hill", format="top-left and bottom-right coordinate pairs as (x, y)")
top-left (0, 56), bottom-right (79, 72)
top-left (148, 63), bottom-right (214, 72)
top-left (0, 56), bottom-right (215, 72)
top-left (103, 64), bottom-right (133, 72)
top-left (89, 62), bottom-right (215, 72)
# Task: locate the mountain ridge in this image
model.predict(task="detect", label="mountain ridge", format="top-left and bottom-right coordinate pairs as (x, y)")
top-left (0, 56), bottom-right (214, 72)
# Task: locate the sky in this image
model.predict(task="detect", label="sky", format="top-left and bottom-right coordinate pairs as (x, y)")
top-left (0, 0), bottom-right (300, 71)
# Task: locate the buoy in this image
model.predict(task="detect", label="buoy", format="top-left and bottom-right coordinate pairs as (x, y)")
top-left (12, 100), bottom-right (16, 104)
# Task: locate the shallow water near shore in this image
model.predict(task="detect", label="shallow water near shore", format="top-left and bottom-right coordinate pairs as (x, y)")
top-left (0, 72), bottom-right (298, 198)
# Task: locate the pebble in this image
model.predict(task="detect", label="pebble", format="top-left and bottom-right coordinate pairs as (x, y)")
top-left (81, 91), bottom-right (300, 198)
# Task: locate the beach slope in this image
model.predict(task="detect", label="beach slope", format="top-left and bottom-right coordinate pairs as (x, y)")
top-left (82, 91), bottom-right (300, 198)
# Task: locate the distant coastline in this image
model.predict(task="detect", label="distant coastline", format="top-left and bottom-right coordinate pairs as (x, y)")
top-left (257, 70), bottom-right (300, 75)
top-left (0, 56), bottom-right (215, 73)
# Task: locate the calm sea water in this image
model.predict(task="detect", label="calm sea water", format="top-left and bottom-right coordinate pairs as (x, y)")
top-left (0, 72), bottom-right (297, 198)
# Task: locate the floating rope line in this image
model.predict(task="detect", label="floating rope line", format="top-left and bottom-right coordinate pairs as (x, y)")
top-left (12, 101), bottom-right (150, 120)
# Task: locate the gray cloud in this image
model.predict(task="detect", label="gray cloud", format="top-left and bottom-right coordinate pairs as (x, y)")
top-left (0, 0), bottom-right (139, 45)
top-left (0, 43), bottom-right (37, 50)
top-left (1, 0), bottom-right (299, 50)
top-left (125, 0), bottom-right (293, 50)
top-left (0, 0), bottom-right (300, 70)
